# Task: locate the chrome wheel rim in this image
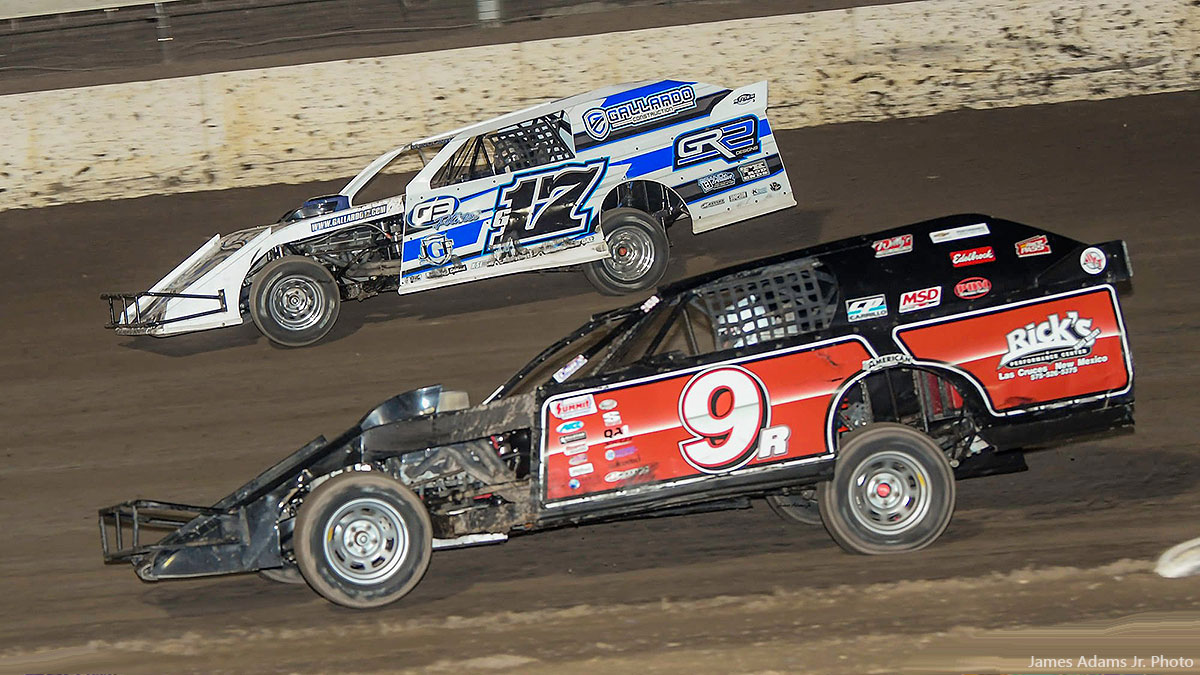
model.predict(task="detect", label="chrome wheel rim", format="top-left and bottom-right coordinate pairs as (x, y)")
top-left (323, 497), bottom-right (409, 584)
top-left (602, 226), bottom-right (655, 282)
top-left (269, 275), bottom-right (325, 331)
top-left (848, 451), bottom-right (931, 534)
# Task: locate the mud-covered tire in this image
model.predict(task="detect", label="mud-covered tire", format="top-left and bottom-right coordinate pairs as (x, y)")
top-left (584, 208), bottom-right (669, 295)
top-left (818, 424), bottom-right (955, 555)
top-left (766, 492), bottom-right (822, 526)
top-left (294, 472), bottom-right (432, 609)
top-left (258, 564), bottom-right (305, 585)
top-left (249, 256), bottom-right (340, 347)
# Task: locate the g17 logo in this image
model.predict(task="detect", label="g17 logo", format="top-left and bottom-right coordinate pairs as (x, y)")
top-left (673, 116), bottom-right (760, 170)
top-left (677, 365), bottom-right (790, 474)
top-left (491, 159), bottom-right (606, 250)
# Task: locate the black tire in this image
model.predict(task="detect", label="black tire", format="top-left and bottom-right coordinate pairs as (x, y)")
top-left (583, 208), bottom-right (669, 295)
top-left (766, 491), bottom-right (822, 526)
top-left (294, 472), bottom-right (432, 609)
top-left (817, 423), bottom-right (955, 555)
top-left (258, 564), bottom-right (305, 585)
top-left (249, 256), bottom-right (340, 347)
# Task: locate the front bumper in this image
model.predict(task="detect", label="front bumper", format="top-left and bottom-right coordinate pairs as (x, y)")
top-left (102, 289), bottom-right (227, 336)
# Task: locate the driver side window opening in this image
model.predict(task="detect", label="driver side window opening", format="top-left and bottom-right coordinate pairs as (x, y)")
top-left (429, 112), bottom-right (575, 189)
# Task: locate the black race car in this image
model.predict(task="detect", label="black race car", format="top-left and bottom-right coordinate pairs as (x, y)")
top-left (100, 213), bottom-right (1134, 608)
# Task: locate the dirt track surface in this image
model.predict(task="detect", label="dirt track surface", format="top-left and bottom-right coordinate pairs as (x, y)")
top-left (1, 91), bottom-right (1199, 673)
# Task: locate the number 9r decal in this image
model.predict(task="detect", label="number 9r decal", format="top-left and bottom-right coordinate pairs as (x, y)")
top-left (677, 365), bottom-right (771, 473)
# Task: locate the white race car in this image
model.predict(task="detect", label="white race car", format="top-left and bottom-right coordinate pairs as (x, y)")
top-left (104, 79), bottom-right (796, 346)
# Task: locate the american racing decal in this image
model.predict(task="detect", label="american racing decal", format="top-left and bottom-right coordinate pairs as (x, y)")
top-left (541, 339), bottom-right (874, 504)
top-left (898, 286), bottom-right (941, 313)
top-left (873, 234), bottom-right (913, 258)
top-left (1080, 247), bottom-right (1107, 275)
top-left (1015, 234), bottom-right (1052, 258)
top-left (954, 277), bottom-right (991, 299)
top-left (894, 287), bottom-right (1130, 412)
top-left (951, 246), bottom-right (995, 267)
top-left (846, 294), bottom-right (887, 322)
top-left (674, 116), bottom-right (760, 170)
top-left (929, 222), bottom-right (990, 244)
top-left (309, 204), bottom-right (388, 233)
top-left (583, 83), bottom-right (697, 141)
top-left (490, 159), bottom-right (605, 251)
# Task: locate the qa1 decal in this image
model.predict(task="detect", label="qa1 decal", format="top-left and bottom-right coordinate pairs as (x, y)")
top-left (673, 116), bottom-right (760, 170)
top-left (677, 365), bottom-right (790, 474)
top-left (489, 159), bottom-right (607, 253)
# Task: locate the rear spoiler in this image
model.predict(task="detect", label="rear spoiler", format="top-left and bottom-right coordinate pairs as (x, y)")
top-left (1035, 239), bottom-right (1131, 287)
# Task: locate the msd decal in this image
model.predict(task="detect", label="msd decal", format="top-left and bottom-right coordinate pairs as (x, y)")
top-left (673, 116), bottom-right (760, 169)
top-left (873, 234), bottom-right (913, 258)
top-left (951, 246), bottom-right (995, 267)
top-left (550, 394), bottom-right (596, 420)
top-left (1000, 311), bottom-right (1100, 369)
top-left (583, 83), bottom-right (697, 141)
top-left (899, 286), bottom-right (941, 313)
top-left (1015, 234), bottom-right (1052, 258)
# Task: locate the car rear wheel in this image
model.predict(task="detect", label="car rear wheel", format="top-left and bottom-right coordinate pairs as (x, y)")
top-left (294, 472), bottom-right (432, 609)
top-left (817, 423), bottom-right (955, 555)
top-left (249, 256), bottom-right (340, 347)
top-left (584, 208), bottom-right (669, 295)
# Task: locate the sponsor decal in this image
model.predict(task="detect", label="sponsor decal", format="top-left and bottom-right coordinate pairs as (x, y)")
top-left (568, 454), bottom-right (590, 466)
top-left (929, 222), bottom-right (990, 244)
top-left (861, 354), bottom-right (914, 371)
top-left (846, 294), bottom-right (887, 322)
top-left (419, 233), bottom-right (453, 266)
top-left (555, 420), bottom-right (584, 434)
top-left (873, 234), bottom-right (913, 258)
top-left (733, 92), bottom-right (756, 105)
top-left (583, 83), bottom-right (697, 141)
top-left (425, 261), bottom-right (466, 278)
top-left (950, 245), bottom-right (996, 267)
top-left (1015, 234), bottom-right (1052, 258)
top-left (563, 443), bottom-right (588, 456)
top-left (603, 424), bottom-right (630, 440)
top-left (954, 277), bottom-right (991, 299)
top-left (698, 170), bottom-right (736, 193)
top-left (769, 181), bottom-right (782, 191)
top-left (674, 115), bottom-right (760, 169)
top-left (569, 478), bottom-right (580, 490)
top-left (1000, 311), bottom-right (1100, 369)
top-left (599, 398), bottom-right (618, 411)
top-left (677, 365), bottom-right (792, 473)
top-left (604, 445), bottom-right (638, 461)
top-left (310, 204), bottom-right (387, 233)
top-left (552, 354), bottom-right (588, 383)
top-left (1080, 246), bottom-right (1107, 275)
top-left (408, 195), bottom-right (459, 228)
top-left (602, 410), bottom-right (623, 427)
top-left (492, 159), bottom-right (606, 251)
top-left (550, 394), bottom-right (596, 420)
top-left (700, 197), bottom-right (727, 209)
top-left (640, 295), bottom-right (661, 312)
top-left (728, 190), bottom-right (748, 202)
top-left (559, 431), bottom-right (587, 444)
top-left (751, 186), bottom-right (768, 196)
top-left (898, 286), bottom-right (942, 313)
top-left (738, 159), bottom-right (770, 182)
top-left (568, 463), bottom-right (594, 477)
top-left (604, 466), bottom-right (651, 483)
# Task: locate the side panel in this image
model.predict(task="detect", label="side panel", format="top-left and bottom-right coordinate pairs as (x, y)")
top-left (893, 286), bottom-right (1131, 414)
top-left (540, 337), bottom-right (873, 507)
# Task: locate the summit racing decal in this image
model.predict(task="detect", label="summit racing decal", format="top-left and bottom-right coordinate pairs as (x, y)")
top-left (550, 394), bottom-right (596, 420)
top-left (950, 246), bottom-right (995, 267)
top-left (310, 204), bottom-right (387, 233)
top-left (999, 311), bottom-right (1100, 369)
top-left (583, 84), bottom-right (697, 141)
top-left (872, 234), bottom-right (913, 258)
top-left (674, 116), bottom-right (760, 170)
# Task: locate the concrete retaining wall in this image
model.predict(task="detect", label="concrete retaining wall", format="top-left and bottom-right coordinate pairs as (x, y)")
top-left (1, 0), bottom-right (1195, 211)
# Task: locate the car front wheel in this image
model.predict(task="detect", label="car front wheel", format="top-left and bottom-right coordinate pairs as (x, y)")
top-left (583, 208), bottom-right (669, 295)
top-left (249, 256), bottom-right (340, 347)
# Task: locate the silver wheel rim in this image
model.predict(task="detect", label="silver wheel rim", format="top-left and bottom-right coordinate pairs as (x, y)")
top-left (323, 497), bottom-right (409, 584)
top-left (602, 225), bottom-right (656, 283)
top-left (848, 451), bottom-right (932, 535)
top-left (268, 274), bottom-right (325, 331)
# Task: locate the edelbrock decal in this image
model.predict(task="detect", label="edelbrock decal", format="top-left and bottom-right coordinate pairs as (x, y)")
top-left (846, 294), bottom-right (887, 322)
top-left (951, 246), bottom-right (996, 267)
top-left (583, 83), bottom-right (697, 141)
top-left (898, 286), bottom-right (941, 313)
top-left (999, 311), bottom-right (1101, 369)
top-left (929, 222), bottom-right (990, 244)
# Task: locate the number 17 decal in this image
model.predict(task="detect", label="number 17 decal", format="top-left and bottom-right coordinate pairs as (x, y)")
top-left (677, 365), bottom-right (791, 474)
